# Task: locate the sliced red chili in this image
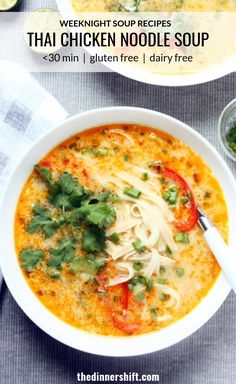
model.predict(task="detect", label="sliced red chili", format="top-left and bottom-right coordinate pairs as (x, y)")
top-left (112, 316), bottom-right (141, 334)
top-left (63, 158), bottom-right (70, 165)
top-left (154, 165), bottom-right (198, 232)
top-left (120, 281), bottom-right (129, 313)
top-left (82, 168), bottom-right (89, 179)
top-left (97, 272), bottom-right (141, 334)
top-left (39, 160), bottom-right (52, 169)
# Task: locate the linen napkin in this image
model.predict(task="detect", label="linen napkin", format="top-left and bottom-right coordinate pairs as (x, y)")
top-left (0, 60), bottom-right (68, 291)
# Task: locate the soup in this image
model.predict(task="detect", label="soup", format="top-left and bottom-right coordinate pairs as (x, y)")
top-left (15, 125), bottom-right (228, 336)
top-left (72, 0), bottom-right (236, 12)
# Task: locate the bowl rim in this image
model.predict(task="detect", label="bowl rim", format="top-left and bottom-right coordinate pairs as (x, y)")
top-left (55, 0), bottom-right (236, 87)
top-left (0, 106), bottom-right (234, 357)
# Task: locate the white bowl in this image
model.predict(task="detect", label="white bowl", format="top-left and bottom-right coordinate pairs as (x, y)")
top-left (0, 107), bottom-right (235, 356)
top-left (55, 0), bottom-right (236, 86)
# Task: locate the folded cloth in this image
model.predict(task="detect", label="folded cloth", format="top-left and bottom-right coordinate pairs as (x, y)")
top-left (0, 60), bottom-right (68, 291)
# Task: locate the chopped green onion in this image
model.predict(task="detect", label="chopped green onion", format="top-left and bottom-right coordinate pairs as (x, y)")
top-left (136, 292), bottom-right (145, 301)
top-left (111, 194), bottom-right (120, 202)
top-left (124, 187), bottom-right (141, 199)
top-left (132, 239), bottom-right (145, 253)
top-left (81, 148), bottom-right (91, 156)
top-left (141, 172), bottom-right (148, 181)
top-left (82, 148), bottom-right (109, 157)
top-left (128, 283), bottom-right (134, 291)
top-left (168, 185), bottom-right (178, 192)
top-left (138, 275), bottom-right (147, 285)
top-left (160, 177), bottom-right (168, 185)
top-left (162, 186), bottom-right (178, 205)
top-left (130, 275), bottom-right (146, 287)
top-left (165, 245), bottom-right (172, 256)
top-left (175, 232), bottom-right (190, 244)
top-left (91, 148), bottom-right (99, 157)
top-left (162, 191), bottom-right (170, 201)
top-left (181, 196), bottom-right (189, 204)
top-left (169, 191), bottom-right (178, 204)
top-left (123, 155), bottom-right (129, 161)
top-left (98, 148), bottom-right (109, 156)
top-left (149, 307), bottom-right (158, 317)
top-left (129, 275), bottom-right (153, 292)
top-left (160, 292), bottom-right (168, 302)
top-left (147, 161), bottom-right (154, 169)
top-left (160, 266), bottom-right (166, 275)
top-left (133, 261), bottom-right (144, 271)
top-left (130, 276), bottom-right (139, 285)
top-left (110, 232), bottom-right (120, 244)
top-left (157, 277), bottom-right (168, 285)
top-left (175, 267), bottom-right (185, 277)
top-left (146, 279), bottom-right (153, 292)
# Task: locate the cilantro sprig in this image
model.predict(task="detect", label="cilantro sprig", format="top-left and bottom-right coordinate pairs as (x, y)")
top-left (20, 248), bottom-right (45, 272)
top-left (82, 225), bottom-right (106, 253)
top-left (24, 165), bottom-right (118, 277)
top-left (35, 166), bottom-right (116, 225)
top-left (47, 238), bottom-right (76, 270)
top-left (27, 205), bottom-right (58, 238)
top-left (35, 165), bottom-right (53, 186)
top-left (78, 201), bottom-right (116, 228)
top-left (48, 172), bottom-right (87, 212)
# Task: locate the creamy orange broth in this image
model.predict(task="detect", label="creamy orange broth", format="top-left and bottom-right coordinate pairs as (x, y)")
top-left (15, 124), bottom-right (228, 336)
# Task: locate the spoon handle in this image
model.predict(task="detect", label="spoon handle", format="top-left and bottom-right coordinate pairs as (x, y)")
top-left (204, 227), bottom-right (236, 294)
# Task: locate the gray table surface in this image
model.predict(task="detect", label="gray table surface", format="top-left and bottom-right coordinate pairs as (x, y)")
top-left (1, 1), bottom-right (236, 384)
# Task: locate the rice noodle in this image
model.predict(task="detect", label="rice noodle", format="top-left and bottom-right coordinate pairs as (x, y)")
top-left (109, 129), bottom-right (134, 146)
top-left (104, 167), bottom-right (180, 314)
top-left (109, 262), bottom-right (135, 286)
top-left (155, 284), bottom-right (180, 309)
top-left (130, 164), bottom-right (161, 180)
top-left (144, 249), bottom-right (161, 278)
top-left (106, 219), bottom-right (142, 236)
top-left (116, 171), bottom-right (174, 221)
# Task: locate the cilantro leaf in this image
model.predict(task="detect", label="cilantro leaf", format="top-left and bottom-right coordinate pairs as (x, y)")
top-left (79, 201), bottom-right (116, 228)
top-left (82, 226), bottom-right (106, 253)
top-left (69, 187), bottom-right (88, 207)
top-left (66, 199), bottom-right (116, 229)
top-left (70, 257), bottom-right (85, 274)
top-left (87, 191), bottom-right (111, 203)
top-left (66, 209), bottom-right (81, 227)
top-left (58, 172), bottom-right (78, 194)
top-left (48, 173), bottom-right (87, 211)
top-left (35, 165), bottom-right (52, 186)
top-left (20, 248), bottom-right (45, 272)
top-left (48, 239), bottom-right (76, 269)
top-left (49, 191), bottom-right (73, 212)
top-left (27, 205), bottom-right (58, 238)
